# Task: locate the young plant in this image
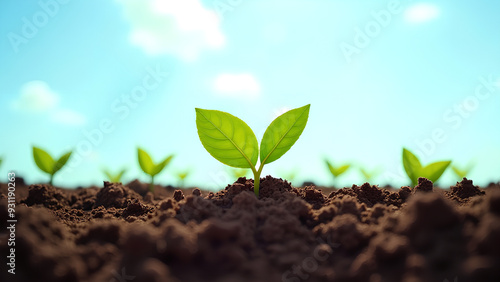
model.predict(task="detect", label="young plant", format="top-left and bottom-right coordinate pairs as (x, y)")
top-left (196, 104), bottom-right (310, 196)
top-left (176, 170), bottom-right (190, 187)
top-left (451, 163), bottom-right (474, 180)
top-left (402, 148), bottom-right (451, 186)
top-left (103, 168), bottom-right (127, 183)
top-left (0, 157), bottom-right (3, 168)
top-left (32, 146), bottom-right (72, 186)
top-left (325, 160), bottom-right (350, 185)
top-left (359, 167), bottom-right (381, 182)
top-left (137, 148), bottom-right (173, 191)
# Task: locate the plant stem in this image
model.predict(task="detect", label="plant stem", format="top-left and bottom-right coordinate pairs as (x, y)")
top-left (252, 164), bottom-right (264, 197)
top-left (49, 174), bottom-right (54, 186)
top-left (149, 176), bottom-right (155, 192)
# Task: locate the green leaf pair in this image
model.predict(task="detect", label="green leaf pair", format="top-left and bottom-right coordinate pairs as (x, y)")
top-left (402, 148), bottom-right (451, 186)
top-left (33, 146), bottom-right (72, 186)
top-left (325, 160), bottom-right (350, 185)
top-left (176, 170), bottom-right (190, 187)
top-left (451, 164), bottom-right (474, 180)
top-left (103, 169), bottom-right (127, 183)
top-left (359, 167), bottom-right (381, 182)
top-left (196, 104), bottom-right (310, 196)
top-left (138, 148), bottom-right (173, 191)
top-left (325, 160), bottom-right (350, 177)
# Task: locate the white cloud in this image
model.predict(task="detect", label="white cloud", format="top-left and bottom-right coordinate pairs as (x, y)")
top-left (116, 0), bottom-right (225, 61)
top-left (11, 80), bottom-right (59, 112)
top-left (11, 80), bottom-right (86, 126)
top-left (213, 73), bottom-right (260, 99)
top-left (50, 109), bottom-right (87, 126)
top-left (404, 3), bottom-right (440, 24)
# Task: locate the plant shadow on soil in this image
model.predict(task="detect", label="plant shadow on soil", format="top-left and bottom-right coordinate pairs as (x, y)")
top-left (0, 176), bottom-right (500, 282)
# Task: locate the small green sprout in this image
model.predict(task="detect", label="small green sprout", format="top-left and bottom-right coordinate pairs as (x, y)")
top-left (451, 163), bottom-right (474, 180)
top-left (0, 157), bottom-right (3, 168)
top-left (196, 104), bottom-right (310, 196)
top-left (359, 167), bottom-right (381, 182)
top-left (176, 170), bottom-right (190, 187)
top-left (325, 159), bottom-right (350, 185)
top-left (103, 168), bottom-right (126, 183)
top-left (402, 148), bottom-right (451, 186)
top-left (137, 147), bottom-right (173, 192)
top-left (32, 146), bottom-right (72, 186)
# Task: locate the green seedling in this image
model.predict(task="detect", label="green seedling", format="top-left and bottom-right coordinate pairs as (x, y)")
top-left (451, 163), bottom-right (474, 180)
top-left (359, 167), bottom-right (381, 182)
top-left (32, 146), bottom-right (72, 186)
top-left (325, 160), bottom-right (350, 185)
top-left (176, 170), bottom-right (190, 187)
top-left (402, 148), bottom-right (451, 186)
top-left (137, 148), bottom-right (173, 192)
top-left (196, 104), bottom-right (310, 196)
top-left (103, 168), bottom-right (126, 183)
top-left (0, 157), bottom-right (3, 168)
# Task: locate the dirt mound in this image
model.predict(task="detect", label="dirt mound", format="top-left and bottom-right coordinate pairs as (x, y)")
top-left (0, 177), bottom-right (499, 282)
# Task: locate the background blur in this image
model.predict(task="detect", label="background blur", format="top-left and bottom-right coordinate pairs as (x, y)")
top-left (1, 0), bottom-right (499, 190)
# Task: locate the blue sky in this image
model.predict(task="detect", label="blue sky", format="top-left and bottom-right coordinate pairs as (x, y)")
top-left (1, 0), bottom-right (499, 189)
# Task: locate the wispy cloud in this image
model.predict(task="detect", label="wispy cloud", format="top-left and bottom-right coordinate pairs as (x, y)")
top-left (11, 80), bottom-right (59, 112)
top-left (404, 3), bottom-right (440, 24)
top-left (213, 73), bottom-right (261, 99)
top-left (11, 80), bottom-right (86, 126)
top-left (116, 0), bottom-right (225, 61)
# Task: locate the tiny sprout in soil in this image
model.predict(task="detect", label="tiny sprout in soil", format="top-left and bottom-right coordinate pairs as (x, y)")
top-left (137, 147), bottom-right (173, 192)
top-left (402, 148), bottom-right (451, 186)
top-left (359, 167), bottom-right (381, 182)
top-left (196, 104), bottom-right (310, 196)
top-left (32, 146), bottom-right (72, 186)
top-left (325, 159), bottom-right (350, 185)
top-left (176, 170), bottom-right (190, 187)
top-left (103, 168), bottom-right (126, 183)
top-left (451, 163), bottom-right (474, 180)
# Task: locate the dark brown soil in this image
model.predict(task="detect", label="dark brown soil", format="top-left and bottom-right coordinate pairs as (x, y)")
top-left (1, 177), bottom-right (499, 282)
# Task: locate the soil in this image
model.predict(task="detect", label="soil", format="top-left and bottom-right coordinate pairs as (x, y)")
top-left (1, 176), bottom-right (499, 282)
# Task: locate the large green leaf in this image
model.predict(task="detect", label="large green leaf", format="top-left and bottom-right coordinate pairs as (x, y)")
top-left (421, 161), bottom-right (451, 183)
top-left (33, 146), bottom-right (55, 174)
top-left (138, 148), bottom-right (155, 175)
top-left (151, 155), bottom-right (173, 176)
top-left (260, 104), bottom-right (310, 165)
top-left (53, 151), bottom-right (72, 174)
top-left (402, 148), bottom-right (422, 185)
top-left (196, 108), bottom-right (258, 168)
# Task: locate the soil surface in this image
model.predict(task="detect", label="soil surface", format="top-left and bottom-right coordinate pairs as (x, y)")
top-left (1, 176), bottom-right (499, 282)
